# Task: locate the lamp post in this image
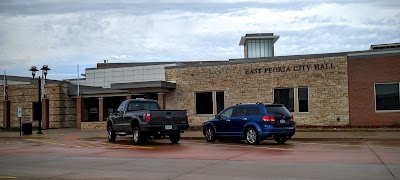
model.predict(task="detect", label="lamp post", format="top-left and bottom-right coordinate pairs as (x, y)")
top-left (29, 65), bottom-right (50, 134)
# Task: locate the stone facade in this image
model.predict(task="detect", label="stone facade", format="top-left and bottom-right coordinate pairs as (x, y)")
top-left (81, 122), bottom-right (106, 130)
top-left (0, 84), bottom-right (76, 128)
top-left (165, 56), bottom-right (349, 127)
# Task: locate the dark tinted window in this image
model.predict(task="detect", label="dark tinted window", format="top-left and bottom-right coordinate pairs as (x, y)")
top-left (298, 87), bottom-right (309, 112)
top-left (376, 83), bottom-right (400, 111)
top-left (127, 101), bottom-right (160, 111)
top-left (216, 92), bottom-right (224, 114)
top-left (232, 107), bottom-right (246, 117)
top-left (245, 107), bottom-right (261, 116)
top-left (196, 92), bottom-right (213, 114)
top-left (274, 88), bottom-right (294, 112)
top-left (265, 105), bottom-right (291, 116)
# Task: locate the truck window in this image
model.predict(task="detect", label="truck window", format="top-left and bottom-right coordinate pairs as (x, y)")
top-left (127, 101), bottom-right (160, 111)
top-left (117, 101), bottom-right (127, 112)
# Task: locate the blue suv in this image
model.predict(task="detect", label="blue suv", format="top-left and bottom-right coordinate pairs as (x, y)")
top-left (203, 103), bottom-right (296, 144)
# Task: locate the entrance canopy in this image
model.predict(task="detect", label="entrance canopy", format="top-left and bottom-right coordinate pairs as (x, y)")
top-left (111, 81), bottom-right (176, 94)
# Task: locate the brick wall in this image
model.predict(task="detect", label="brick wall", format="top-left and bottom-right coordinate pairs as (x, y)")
top-left (348, 54), bottom-right (400, 125)
top-left (166, 56), bottom-right (349, 126)
top-left (0, 83), bottom-right (76, 128)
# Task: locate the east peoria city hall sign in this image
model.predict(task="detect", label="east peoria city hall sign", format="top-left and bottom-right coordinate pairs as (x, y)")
top-left (245, 63), bottom-right (336, 75)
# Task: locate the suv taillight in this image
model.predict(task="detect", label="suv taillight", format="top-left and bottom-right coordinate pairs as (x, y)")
top-left (145, 113), bottom-right (150, 122)
top-left (186, 113), bottom-right (189, 122)
top-left (290, 115), bottom-right (294, 122)
top-left (262, 116), bottom-right (275, 122)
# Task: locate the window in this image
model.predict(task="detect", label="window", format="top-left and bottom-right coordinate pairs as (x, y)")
top-left (32, 102), bottom-right (42, 121)
top-left (128, 101), bottom-right (160, 111)
top-left (298, 87), bottom-right (309, 112)
top-left (274, 88), bottom-right (294, 112)
top-left (375, 83), bottom-right (400, 111)
top-left (274, 87), bottom-right (309, 113)
top-left (196, 91), bottom-right (224, 115)
top-left (117, 101), bottom-right (127, 112)
top-left (220, 107), bottom-right (234, 119)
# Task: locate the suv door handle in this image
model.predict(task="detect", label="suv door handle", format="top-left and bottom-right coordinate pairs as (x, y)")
top-left (242, 118), bottom-right (247, 120)
top-left (226, 119), bottom-right (230, 122)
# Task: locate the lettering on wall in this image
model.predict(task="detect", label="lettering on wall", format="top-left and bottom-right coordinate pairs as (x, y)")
top-left (245, 63), bottom-right (336, 75)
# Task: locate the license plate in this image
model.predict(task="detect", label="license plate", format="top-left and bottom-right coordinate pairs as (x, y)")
top-left (165, 125), bottom-right (173, 130)
top-left (280, 120), bottom-right (286, 124)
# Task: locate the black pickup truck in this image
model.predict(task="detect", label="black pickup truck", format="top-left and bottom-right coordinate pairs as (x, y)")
top-left (106, 99), bottom-right (189, 144)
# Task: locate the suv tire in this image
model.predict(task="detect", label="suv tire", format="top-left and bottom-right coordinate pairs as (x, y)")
top-left (246, 127), bottom-right (260, 145)
top-left (204, 126), bottom-right (216, 142)
top-left (274, 137), bottom-right (288, 144)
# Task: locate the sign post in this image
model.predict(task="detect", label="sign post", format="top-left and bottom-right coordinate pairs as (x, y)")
top-left (18, 107), bottom-right (22, 136)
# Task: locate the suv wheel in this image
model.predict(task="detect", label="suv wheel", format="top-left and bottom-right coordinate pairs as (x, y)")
top-left (274, 137), bottom-right (288, 144)
top-left (107, 125), bottom-right (116, 142)
top-left (204, 126), bottom-right (216, 142)
top-left (169, 133), bottom-right (181, 144)
top-left (246, 127), bottom-right (260, 145)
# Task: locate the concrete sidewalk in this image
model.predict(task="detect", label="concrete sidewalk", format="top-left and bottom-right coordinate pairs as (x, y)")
top-left (1, 128), bottom-right (400, 140)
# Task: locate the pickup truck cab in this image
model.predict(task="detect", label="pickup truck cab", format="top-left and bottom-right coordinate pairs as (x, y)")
top-left (107, 98), bottom-right (189, 144)
top-left (203, 103), bottom-right (295, 145)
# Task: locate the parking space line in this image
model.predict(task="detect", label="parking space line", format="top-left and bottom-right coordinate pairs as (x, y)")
top-left (26, 139), bottom-right (153, 149)
top-left (185, 141), bottom-right (294, 151)
top-left (291, 142), bottom-right (399, 149)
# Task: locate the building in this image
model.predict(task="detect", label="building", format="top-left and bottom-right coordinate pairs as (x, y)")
top-left (1, 33), bottom-right (399, 129)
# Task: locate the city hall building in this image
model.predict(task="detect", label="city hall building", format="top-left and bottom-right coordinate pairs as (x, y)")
top-left (1, 33), bottom-right (400, 129)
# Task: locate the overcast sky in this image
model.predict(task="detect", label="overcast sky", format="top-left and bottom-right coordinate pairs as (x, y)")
top-left (0, 0), bottom-right (399, 80)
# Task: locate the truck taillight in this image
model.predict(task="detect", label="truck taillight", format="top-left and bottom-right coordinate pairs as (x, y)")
top-left (290, 115), bottom-right (294, 122)
top-left (186, 113), bottom-right (189, 122)
top-left (145, 113), bottom-right (150, 122)
top-left (262, 116), bottom-right (275, 122)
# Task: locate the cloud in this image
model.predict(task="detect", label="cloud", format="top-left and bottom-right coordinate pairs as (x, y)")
top-left (0, 0), bottom-right (399, 79)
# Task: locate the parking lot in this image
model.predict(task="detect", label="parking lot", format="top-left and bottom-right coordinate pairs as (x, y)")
top-left (0, 133), bottom-right (399, 179)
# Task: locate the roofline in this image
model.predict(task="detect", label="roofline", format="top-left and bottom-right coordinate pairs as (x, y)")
top-left (239, 35), bottom-right (280, 46)
top-left (165, 48), bottom-right (400, 70)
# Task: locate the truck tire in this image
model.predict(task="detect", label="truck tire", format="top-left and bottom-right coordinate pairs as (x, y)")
top-left (133, 126), bottom-right (144, 144)
top-left (107, 125), bottom-right (116, 142)
top-left (169, 133), bottom-right (180, 144)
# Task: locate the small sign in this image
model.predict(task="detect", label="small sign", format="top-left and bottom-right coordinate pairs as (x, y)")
top-left (18, 107), bottom-right (22, 117)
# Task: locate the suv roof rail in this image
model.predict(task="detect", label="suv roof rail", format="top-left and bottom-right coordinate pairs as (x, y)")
top-left (256, 102), bottom-right (263, 104)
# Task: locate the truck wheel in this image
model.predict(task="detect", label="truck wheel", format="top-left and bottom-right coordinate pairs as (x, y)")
top-left (107, 125), bottom-right (116, 142)
top-left (133, 126), bottom-right (143, 144)
top-left (204, 126), bottom-right (216, 142)
top-left (169, 133), bottom-right (180, 144)
top-left (246, 127), bottom-right (260, 145)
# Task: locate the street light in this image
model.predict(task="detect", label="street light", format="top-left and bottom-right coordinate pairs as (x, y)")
top-left (29, 65), bottom-right (50, 134)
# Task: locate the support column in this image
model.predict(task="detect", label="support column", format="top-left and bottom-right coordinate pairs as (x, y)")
top-left (98, 97), bottom-right (104, 122)
top-left (76, 96), bottom-right (84, 129)
top-left (157, 93), bottom-right (166, 110)
top-left (126, 94), bottom-right (131, 100)
top-left (2, 100), bottom-right (10, 128)
top-left (42, 98), bottom-right (49, 129)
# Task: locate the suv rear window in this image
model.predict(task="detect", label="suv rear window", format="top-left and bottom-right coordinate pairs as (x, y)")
top-left (265, 105), bottom-right (291, 116)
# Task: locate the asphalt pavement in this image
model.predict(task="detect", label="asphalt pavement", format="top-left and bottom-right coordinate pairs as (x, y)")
top-left (1, 128), bottom-right (400, 140)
